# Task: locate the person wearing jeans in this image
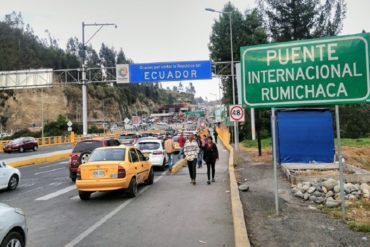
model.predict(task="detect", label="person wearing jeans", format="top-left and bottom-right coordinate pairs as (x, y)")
top-left (184, 134), bottom-right (200, 185)
top-left (164, 135), bottom-right (175, 172)
top-left (203, 136), bottom-right (219, 184)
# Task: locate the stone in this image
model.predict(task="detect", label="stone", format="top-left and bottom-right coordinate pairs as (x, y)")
top-left (334, 185), bottom-right (340, 193)
top-left (291, 187), bottom-right (298, 194)
top-left (322, 186), bottom-right (328, 194)
top-left (344, 183), bottom-right (357, 194)
top-left (315, 197), bottom-right (325, 204)
top-left (363, 189), bottom-right (370, 198)
top-left (302, 184), bottom-right (310, 193)
top-left (309, 195), bottom-right (317, 202)
top-left (313, 191), bottom-right (323, 197)
top-left (307, 187), bottom-right (316, 194)
top-left (295, 191), bottom-right (304, 199)
top-left (297, 183), bottom-right (303, 190)
top-left (322, 178), bottom-right (337, 190)
top-left (239, 183), bottom-right (249, 192)
top-left (326, 191), bottom-right (334, 198)
top-left (325, 197), bottom-right (340, 208)
top-left (360, 183), bottom-right (370, 193)
top-left (348, 194), bottom-right (358, 201)
top-left (303, 193), bottom-right (310, 201)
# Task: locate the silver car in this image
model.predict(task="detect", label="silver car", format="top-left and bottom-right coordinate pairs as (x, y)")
top-left (0, 203), bottom-right (27, 247)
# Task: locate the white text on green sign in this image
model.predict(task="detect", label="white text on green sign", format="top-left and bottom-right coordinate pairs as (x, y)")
top-left (240, 33), bottom-right (370, 107)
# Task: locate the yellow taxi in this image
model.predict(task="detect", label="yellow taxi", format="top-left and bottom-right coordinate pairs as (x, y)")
top-left (76, 146), bottom-right (153, 200)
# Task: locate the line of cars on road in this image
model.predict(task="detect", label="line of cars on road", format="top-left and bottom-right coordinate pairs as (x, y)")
top-left (69, 131), bottom-right (176, 200)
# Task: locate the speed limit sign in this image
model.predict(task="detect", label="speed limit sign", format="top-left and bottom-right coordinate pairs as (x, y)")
top-left (229, 105), bottom-right (245, 122)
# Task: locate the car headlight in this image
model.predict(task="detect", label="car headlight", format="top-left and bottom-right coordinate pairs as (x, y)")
top-left (14, 208), bottom-right (25, 216)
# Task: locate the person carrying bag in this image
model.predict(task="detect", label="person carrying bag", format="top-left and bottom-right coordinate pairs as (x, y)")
top-left (203, 136), bottom-right (219, 185)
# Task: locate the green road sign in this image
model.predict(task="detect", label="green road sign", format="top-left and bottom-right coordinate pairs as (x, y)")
top-left (240, 33), bottom-right (370, 108)
top-left (184, 111), bottom-right (205, 117)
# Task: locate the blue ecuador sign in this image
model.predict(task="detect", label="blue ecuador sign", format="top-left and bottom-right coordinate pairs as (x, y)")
top-left (128, 60), bottom-right (212, 83)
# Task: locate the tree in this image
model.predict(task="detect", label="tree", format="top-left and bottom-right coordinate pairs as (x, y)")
top-left (117, 49), bottom-right (129, 64)
top-left (259, 0), bottom-right (346, 42)
top-left (208, 3), bottom-right (267, 104)
top-left (99, 43), bottom-right (116, 67)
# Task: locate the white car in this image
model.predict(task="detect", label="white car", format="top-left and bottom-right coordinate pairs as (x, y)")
top-left (0, 162), bottom-right (21, 191)
top-left (135, 139), bottom-right (167, 168)
top-left (0, 203), bottom-right (27, 247)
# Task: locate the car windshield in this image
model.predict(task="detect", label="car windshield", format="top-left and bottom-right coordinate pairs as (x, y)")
top-left (89, 148), bottom-right (126, 162)
top-left (120, 134), bottom-right (136, 140)
top-left (10, 138), bottom-right (23, 144)
top-left (73, 141), bottom-right (103, 153)
top-left (137, 142), bottom-right (160, 150)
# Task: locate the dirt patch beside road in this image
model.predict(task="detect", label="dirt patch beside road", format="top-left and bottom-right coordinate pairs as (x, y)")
top-left (237, 151), bottom-right (370, 247)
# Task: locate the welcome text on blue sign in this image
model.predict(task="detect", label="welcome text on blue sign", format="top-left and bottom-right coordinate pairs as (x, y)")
top-left (129, 60), bottom-right (212, 83)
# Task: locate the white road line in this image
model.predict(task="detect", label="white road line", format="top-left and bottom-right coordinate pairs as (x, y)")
top-left (40, 161), bottom-right (67, 169)
top-left (70, 195), bottom-right (79, 200)
top-left (35, 185), bottom-right (76, 201)
top-left (64, 171), bottom-right (166, 247)
top-left (34, 167), bottom-right (65, 175)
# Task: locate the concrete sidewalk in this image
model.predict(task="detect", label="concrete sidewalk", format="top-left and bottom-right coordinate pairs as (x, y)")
top-left (81, 142), bottom-right (235, 247)
top-left (162, 143), bottom-right (234, 246)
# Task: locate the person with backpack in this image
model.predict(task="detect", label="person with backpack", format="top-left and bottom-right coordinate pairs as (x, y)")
top-left (203, 136), bottom-right (219, 185)
top-left (184, 134), bottom-right (200, 185)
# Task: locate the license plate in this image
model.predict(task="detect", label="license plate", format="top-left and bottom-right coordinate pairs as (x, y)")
top-left (93, 170), bottom-right (105, 177)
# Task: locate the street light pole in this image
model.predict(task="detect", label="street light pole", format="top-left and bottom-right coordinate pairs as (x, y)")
top-left (205, 8), bottom-right (239, 153)
top-left (81, 22), bottom-right (117, 136)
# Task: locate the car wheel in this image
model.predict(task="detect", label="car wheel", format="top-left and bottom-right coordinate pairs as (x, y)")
top-left (127, 178), bottom-right (138, 198)
top-left (33, 145), bottom-right (38, 151)
top-left (0, 231), bottom-right (25, 247)
top-left (7, 175), bottom-right (19, 191)
top-left (79, 152), bottom-right (91, 164)
top-left (19, 147), bottom-right (24, 153)
top-left (79, 191), bottom-right (91, 200)
top-left (146, 168), bottom-right (154, 185)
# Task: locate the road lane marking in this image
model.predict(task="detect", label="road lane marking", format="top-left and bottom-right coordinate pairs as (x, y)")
top-left (64, 171), bottom-right (166, 247)
top-left (70, 195), bottom-right (79, 200)
top-left (34, 167), bottom-right (65, 175)
top-left (39, 161), bottom-right (68, 169)
top-left (35, 185), bottom-right (76, 201)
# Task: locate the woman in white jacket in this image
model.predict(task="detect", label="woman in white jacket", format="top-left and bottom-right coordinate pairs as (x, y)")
top-left (184, 134), bottom-right (200, 185)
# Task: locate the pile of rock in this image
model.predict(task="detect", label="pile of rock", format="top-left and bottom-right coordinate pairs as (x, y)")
top-left (291, 178), bottom-right (370, 208)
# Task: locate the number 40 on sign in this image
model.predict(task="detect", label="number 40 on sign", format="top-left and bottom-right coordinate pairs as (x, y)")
top-left (229, 105), bottom-right (245, 122)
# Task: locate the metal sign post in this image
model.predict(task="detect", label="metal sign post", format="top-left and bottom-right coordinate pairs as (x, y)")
top-left (335, 105), bottom-right (346, 220)
top-left (271, 108), bottom-right (279, 215)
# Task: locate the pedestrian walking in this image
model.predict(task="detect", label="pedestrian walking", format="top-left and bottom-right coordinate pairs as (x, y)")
top-left (196, 134), bottom-right (206, 168)
top-left (203, 136), bottom-right (219, 185)
top-left (184, 134), bottom-right (199, 185)
top-left (213, 128), bottom-right (218, 144)
top-left (164, 135), bottom-right (175, 172)
top-left (178, 131), bottom-right (186, 159)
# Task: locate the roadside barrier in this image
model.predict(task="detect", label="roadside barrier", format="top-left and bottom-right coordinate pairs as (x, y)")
top-left (0, 132), bottom-right (120, 152)
top-left (217, 127), bottom-right (251, 247)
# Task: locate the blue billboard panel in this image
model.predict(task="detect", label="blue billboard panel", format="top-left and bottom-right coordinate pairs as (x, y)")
top-left (129, 60), bottom-right (212, 83)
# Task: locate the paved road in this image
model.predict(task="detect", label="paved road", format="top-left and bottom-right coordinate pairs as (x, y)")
top-left (0, 144), bottom-right (72, 160)
top-left (0, 145), bottom-right (233, 247)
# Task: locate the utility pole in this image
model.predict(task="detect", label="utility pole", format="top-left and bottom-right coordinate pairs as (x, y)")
top-left (81, 22), bottom-right (117, 136)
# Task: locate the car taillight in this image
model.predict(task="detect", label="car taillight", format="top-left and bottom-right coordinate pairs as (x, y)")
top-left (118, 166), bottom-right (126, 178)
top-left (77, 168), bottom-right (81, 180)
top-left (153, 151), bottom-right (162, 155)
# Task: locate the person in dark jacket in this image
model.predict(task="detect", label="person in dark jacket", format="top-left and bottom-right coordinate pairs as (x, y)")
top-left (203, 136), bottom-right (219, 185)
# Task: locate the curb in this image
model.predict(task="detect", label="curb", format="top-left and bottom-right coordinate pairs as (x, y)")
top-left (171, 159), bottom-right (187, 174)
top-left (8, 152), bottom-right (71, 168)
top-left (219, 136), bottom-right (251, 247)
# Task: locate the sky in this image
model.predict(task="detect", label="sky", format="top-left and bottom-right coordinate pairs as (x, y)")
top-left (1, 0), bottom-right (369, 101)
